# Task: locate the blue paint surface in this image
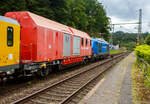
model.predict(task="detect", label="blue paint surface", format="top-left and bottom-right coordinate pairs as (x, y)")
top-left (92, 38), bottom-right (109, 55)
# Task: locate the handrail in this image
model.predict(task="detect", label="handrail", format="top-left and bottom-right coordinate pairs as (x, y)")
top-left (137, 57), bottom-right (150, 83)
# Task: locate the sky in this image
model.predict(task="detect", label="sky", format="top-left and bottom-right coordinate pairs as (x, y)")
top-left (98, 0), bottom-right (150, 33)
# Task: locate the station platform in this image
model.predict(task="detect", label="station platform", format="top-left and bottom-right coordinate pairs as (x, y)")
top-left (79, 52), bottom-right (136, 104)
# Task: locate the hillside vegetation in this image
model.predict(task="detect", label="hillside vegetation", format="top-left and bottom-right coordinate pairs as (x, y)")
top-left (0, 0), bottom-right (110, 40)
top-left (113, 31), bottom-right (149, 50)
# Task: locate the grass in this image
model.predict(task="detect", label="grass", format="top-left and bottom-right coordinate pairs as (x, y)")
top-left (132, 60), bottom-right (150, 103)
top-left (109, 49), bottom-right (123, 55)
top-left (141, 65), bottom-right (150, 88)
top-left (137, 59), bottom-right (150, 88)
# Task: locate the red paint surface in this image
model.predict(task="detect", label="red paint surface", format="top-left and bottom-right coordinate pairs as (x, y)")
top-left (5, 11), bottom-right (92, 64)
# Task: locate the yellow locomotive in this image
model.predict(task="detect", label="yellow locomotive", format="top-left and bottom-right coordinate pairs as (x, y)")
top-left (0, 16), bottom-right (20, 77)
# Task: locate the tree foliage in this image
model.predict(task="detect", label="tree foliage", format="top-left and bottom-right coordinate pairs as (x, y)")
top-left (135, 45), bottom-right (150, 63)
top-left (145, 34), bottom-right (150, 45)
top-left (112, 31), bottom-right (149, 50)
top-left (0, 0), bottom-right (110, 40)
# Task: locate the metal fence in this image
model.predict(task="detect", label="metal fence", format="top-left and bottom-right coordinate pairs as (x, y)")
top-left (137, 57), bottom-right (150, 82)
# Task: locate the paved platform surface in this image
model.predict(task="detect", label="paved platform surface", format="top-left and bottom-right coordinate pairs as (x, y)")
top-left (79, 53), bottom-right (136, 104)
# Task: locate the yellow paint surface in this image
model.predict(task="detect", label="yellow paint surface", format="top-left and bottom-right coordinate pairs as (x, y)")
top-left (0, 21), bottom-right (20, 67)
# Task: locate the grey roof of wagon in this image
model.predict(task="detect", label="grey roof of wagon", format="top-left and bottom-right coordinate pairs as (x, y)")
top-left (0, 16), bottom-right (19, 25)
top-left (28, 12), bottom-right (91, 39)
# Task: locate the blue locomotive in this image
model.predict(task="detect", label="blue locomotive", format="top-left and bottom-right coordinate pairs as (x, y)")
top-left (92, 38), bottom-right (109, 60)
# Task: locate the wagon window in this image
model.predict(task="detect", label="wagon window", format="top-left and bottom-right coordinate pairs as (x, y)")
top-left (86, 39), bottom-right (88, 46)
top-left (81, 38), bottom-right (84, 45)
top-left (90, 40), bottom-right (92, 46)
top-left (7, 27), bottom-right (13, 46)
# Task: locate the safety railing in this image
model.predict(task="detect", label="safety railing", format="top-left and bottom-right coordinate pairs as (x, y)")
top-left (137, 57), bottom-right (150, 83)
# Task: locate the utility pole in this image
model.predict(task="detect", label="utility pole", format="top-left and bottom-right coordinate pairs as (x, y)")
top-left (109, 9), bottom-right (142, 45)
top-left (137, 9), bottom-right (142, 45)
top-left (110, 22), bottom-right (138, 45)
top-left (109, 24), bottom-right (114, 45)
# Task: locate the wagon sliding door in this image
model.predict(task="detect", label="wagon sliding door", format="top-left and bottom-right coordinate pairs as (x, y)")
top-left (63, 33), bottom-right (71, 57)
top-left (73, 36), bottom-right (80, 56)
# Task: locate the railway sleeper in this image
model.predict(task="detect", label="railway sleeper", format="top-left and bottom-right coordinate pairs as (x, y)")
top-left (30, 99), bottom-right (48, 104)
top-left (64, 81), bottom-right (84, 84)
top-left (59, 84), bottom-right (80, 89)
top-left (38, 95), bottom-right (64, 102)
top-left (54, 87), bottom-right (76, 92)
top-left (64, 81), bottom-right (83, 85)
top-left (9, 53), bottom-right (129, 104)
top-left (69, 97), bottom-right (81, 104)
top-left (55, 86), bottom-right (77, 91)
top-left (46, 92), bottom-right (69, 97)
top-left (49, 89), bottom-right (73, 94)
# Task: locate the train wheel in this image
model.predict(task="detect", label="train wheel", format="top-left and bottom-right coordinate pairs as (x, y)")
top-left (40, 67), bottom-right (50, 77)
top-left (58, 64), bottom-right (63, 71)
top-left (0, 77), bottom-right (7, 86)
top-left (52, 64), bottom-right (62, 72)
top-left (83, 59), bottom-right (87, 64)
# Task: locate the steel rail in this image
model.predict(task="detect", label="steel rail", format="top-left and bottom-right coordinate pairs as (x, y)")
top-left (11, 52), bottom-right (129, 104)
top-left (60, 52), bottom-right (128, 104)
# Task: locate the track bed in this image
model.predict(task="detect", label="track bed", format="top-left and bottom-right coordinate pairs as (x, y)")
top-left (10, 52), bottom-right (129, 104)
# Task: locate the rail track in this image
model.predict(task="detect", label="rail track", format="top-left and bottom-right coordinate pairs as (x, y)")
top-left (11, 52), bottom-right (129, 104)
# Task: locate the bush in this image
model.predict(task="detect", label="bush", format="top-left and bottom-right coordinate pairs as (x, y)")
top-left (135, 45), bottom-right (150, 63)
top-left (145, 35), bottom-right (150, 45)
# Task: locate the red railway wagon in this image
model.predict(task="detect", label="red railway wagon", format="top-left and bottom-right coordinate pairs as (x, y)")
top-left (5, 11), bottom-right (92, 76)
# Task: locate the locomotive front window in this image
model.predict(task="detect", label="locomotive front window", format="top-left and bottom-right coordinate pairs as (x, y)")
top-left (98, 43), bottom-right (100, 47)
top-left (96, 43), bottom-right (98, 47)
top-left (7, 27), bottom-right (13, 46)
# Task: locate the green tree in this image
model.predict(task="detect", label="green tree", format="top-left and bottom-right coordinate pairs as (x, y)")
top-left (112, 31), bottom-right (149, 50)
top-left (69, 0), bottom-right (88, 30)
top-left (0, 0), bottom-right (110, 40)
top-left (84, 0), bottom-right (110, 39)
top-left (25, 0), bottom-right (54, 19)
top-left (145, 34), bottom-right (150, 45)
top-left (50, 0), bottom-right (72, 25)
top-left (0, 0), bottom-right (26, 15)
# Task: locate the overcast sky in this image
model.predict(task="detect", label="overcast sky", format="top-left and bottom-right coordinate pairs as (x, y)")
top-left (98, 0), bottom-right (150, 33)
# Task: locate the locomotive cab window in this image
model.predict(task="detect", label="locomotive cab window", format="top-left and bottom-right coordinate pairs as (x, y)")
top-left (99, 43), bottom-right (101, 47)
top-left (7, 27), bottom-right (13, 46)
top-left (96, 42), bottom-right (98, 47)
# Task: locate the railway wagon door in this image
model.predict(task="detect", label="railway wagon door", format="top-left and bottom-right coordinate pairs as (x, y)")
top-left (73, 36), bottom-right (80, 56)
top-left (63, 33), bottom-right (71, 57)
